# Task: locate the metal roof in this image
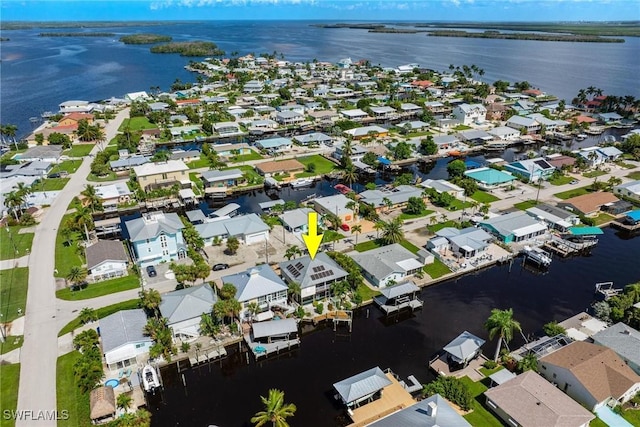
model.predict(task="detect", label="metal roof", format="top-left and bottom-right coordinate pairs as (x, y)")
top-left (333, 367), bottom-right (392, 404)
top-left (252, 318), bottom-right (298, 339)
top-left (280, 208), bottom-right (313, 230)
top-left (124, 212), bottom-right (184, 242)
top-left (159, 283), bottom-right (217, 325)
top-left (351, 243), bottom-right (421, 282)
top-left (211, 203), bottom-right (241, 218)
top-left (279, 252), bottom-right (348, 289)
top-left (99, 309), bottom-right (150, 353)
top-left (368, 394), bottom-right (471, 427)
top-left (222, 264), bottom-right (287, 302)
top-left (443, 331), bottom-right (485, 362)
top-left (379, 281), bottom-right (420, 300)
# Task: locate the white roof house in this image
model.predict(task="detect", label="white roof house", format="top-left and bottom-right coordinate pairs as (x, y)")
top-left (312, 194), bottom-right (355, 222)
top-left (480, 211), bottom-right (547, 243)
top-left (340, 109), bottom-right (369, 120)
top-left (221, 264), bottom-right (288, 320)
top-left (344, 125), bottom-right (388, 138)
top-left (195, 213), bottom-right (269, 245)
top-left (359, 185), bottom-right (424, 210)
top-left (420, 179), bottom-right (464, 199)
top-left (351, 243), bottom-right (424, 288)
top-left (333, 367), bottom-right (392, 407)
top-left (613, 180), bottom-right (640, 202)
top-left (443, 330), bottom-right (485, 365)
top-left (132, 160), bottom-right (189, 178)
top-left (452, 103), bottom-right (487, 125)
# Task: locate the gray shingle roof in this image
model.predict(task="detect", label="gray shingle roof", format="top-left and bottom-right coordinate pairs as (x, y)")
top-left (443, 330), bottom-right (485, 362)
top-left (86, 240), bottom-right (128, 271)
top-left (99, 309), bottom-right (150, 353)
top-left (221, 264), bottom-right (287, 302)
top-left (592, 322), bottom-right (640, 369)
top-left (279, 253), bottom-right (348, 289)
top-left (368, 394), bottom-right (471, 427)
top-left (333, 366), bottom-right (392, 404)
top-left (201, 169), bottom-right (243, 183)
top-left (280, 208), bottom-right (313, 230)
top-left (124, 212), bottom-right (184, 242)
top-left (159, 283), bottom-right (217, 325)
top-left (351, 243), bottom-right (421, 282)
top-left (379, 281), bottom-right (420, 300)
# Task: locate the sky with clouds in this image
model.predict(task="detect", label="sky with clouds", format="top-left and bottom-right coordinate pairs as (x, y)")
top-left (2, 0), bottom-right (638, 22)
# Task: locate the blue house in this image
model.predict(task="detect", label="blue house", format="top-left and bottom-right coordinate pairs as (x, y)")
top-left (504, 158), bottom-right (556, 181)
top-left (124, 212), bottom-right (186, 267)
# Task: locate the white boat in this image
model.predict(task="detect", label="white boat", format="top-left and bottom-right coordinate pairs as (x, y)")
top-left (290, 178), bottom-right (314, 188)
top-left (575, 134), bottom-right (588, 141)
top-left (522, 245), bottom-right (552, 267)
top-left (141, 364), bottom-right (160, 393)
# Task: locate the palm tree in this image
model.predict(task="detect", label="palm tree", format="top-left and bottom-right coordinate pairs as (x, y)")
top-left (382, 197), bottom-right (393, 213)
top-left (200, 313), bottom-right (219, 337)
top-left (79, 307), bottom-right (97, 324)
top-left (66, 266), bottom-right (87, 291)
top-left (1, 124), bottom-right (19, 149)
top-left (219, 283), bottom-right (237, 300)
top-left (287, 282), bottom-right (301, 304)
top-left (351, 224), bottom-right (362, 247)
top-left (226, 236), bottom-right (240, 255)
top-left (246, 301), bottom-right (260, 322)
top-left (380, 217), bottom-right (404, 245)
top-left (342, 164), bottom-right (357, 189)
top-left (373, 220), bottom-right (385, 239)
top-left (284, 245), bottom-right (302, 261)
top-left (4, 191), bottom-right (24, 221)
top-left (485, 308), bottom-right (522, 362)
top-left (60, 226), bottom-right (73, 247)
top-left (345, 200), bottom-right (359, 221)
top-left (139, 289), bottom-right (162, 318)
top-left (81, 184), bottom-right (103, 213)
top-left (250, 389), bottom-right (297, 427)
top-left (116, 393), bottom-right (133, 413)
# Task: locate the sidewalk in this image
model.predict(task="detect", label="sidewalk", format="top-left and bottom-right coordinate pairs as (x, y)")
top-left (0, 255), bottom-right (29, 270)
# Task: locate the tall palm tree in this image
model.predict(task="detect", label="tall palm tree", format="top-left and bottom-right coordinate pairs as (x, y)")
top-left (79, 307), bottom-right (97, 324)
top-left (81, 184), bottom-right (102, 213)
top-left (382, 197), bottom-right (393, 213)
top-left (351, 224), bottom-right (362, 247)
top-left (66, 266), bottom-right (87, 291)
top-left (345, 200), bottom-right (359, 220)
top-left (485, 308), bottom-right (522, 362)
top-left (342, 164), bottom-right (357, 189)
top-left (380, 217), bottom-right (404, 245)
top-left (287, 282), bottom-right (301, 304)
top-left (1, 124), bottom-right (19, 149)
top-left (139, 289), bottom-right (162, 318)
top-left (284, 245), bottom-right (302, 261)
top-left (116, 393), bottom-right (133, 413)
top-left (4, 191), bottom-right (24, 221)
top-left (250, 389), bottom-right (297, 427)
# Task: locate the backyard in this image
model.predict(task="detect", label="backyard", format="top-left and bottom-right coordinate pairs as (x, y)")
top-left (229, 151), bottom-right (264, 163)
top-left (353, 238), bottom-right (420, 254)
top-left (118, 116), bottom-right (157, 131)
top-left (55, 274), bottom-right (140, 301)
top-left (295, 154), bottom-right (338, 177)
top-left (0, 364), bottom-right (20, 427)
top-left (459, 376), bottom-right (504, 427)
top-left (1, 226), bottom-right (34, 260)
top-left (63, 144), bottom-right (95, 157)
top-left (548, 175), bottom-right (574, 186)
top-left (423, 258), bottom-right (452, 279)
top-left (554, 186), bottom-right (592, 200)
top-left (0, 267), bottom-right (29, 322)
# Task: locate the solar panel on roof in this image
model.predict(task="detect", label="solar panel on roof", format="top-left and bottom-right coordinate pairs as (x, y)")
top-left (295, 262), bottom-right (304, 269)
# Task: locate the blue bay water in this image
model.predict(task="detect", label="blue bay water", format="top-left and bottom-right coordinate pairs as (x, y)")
top-left (1, 21), bottom-right (639, 137)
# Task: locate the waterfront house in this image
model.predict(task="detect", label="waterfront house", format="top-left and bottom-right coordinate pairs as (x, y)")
top-left (420, 179), bottom-right (464, 199)
top-left (211, 143), bottom-right (253, 158)
top-left (255, 159), bottom-right (305, 179)
top-left (598, 112), bottom-right (623, 124)
top-left (351, 243), bottom-right (424, 288)
top-left (464, 167), bottom-right (516, 190)
top-left (504, 158), bottom-right (556, 181)
top-left (243, 80), bottom-right (264, 93)
top-left (592, 323), bottom-right (640, 376)
top-left (545, 154), bottom-right (577, 170)
top-left (452, 103), bottom-right (487, 125)
top-left (435, 118), bottom-right (461, 130)
top-left (430, 227), bottom-right (493, 259)
top-left (221, 264), bottom-right (289, 321)
top-left (457, 129), bottom-right (493, 146)
top-left (280, 207), bottom-right (315, 232)
top-left (433, 135), bottom-right (459, 150)
top-left (99, 309), bottom-right (152, 370)
top-left (487, 126), bottom-right (520, 141)
top-left (359, 185), bottom-right (425, 213)
top-left (397, 120), bottom-right (429, 131)
top-left (19, 146), bottom-right (63, 163)
top-left (312, 194), bottom-right (355, 224)
top-left (90, 386), bottom-right (116, 424)
top-left (123, 211), bottom-right (186, 267)
top-left (212, 122), bottom-right (243, 136)
top-left (370, 106), bottom-right (397, 120)
top-left (557, 192), bottom-right (619, 217)
top-left (85, 240), bottom-right (128, 282)
top-left (333, 143), bottom-right (367, 162)
top-left (292, 132), bottom-right (332, 146)
top-left (195, 213), bottom-right (269, 245)
top-left (58, 112), bottom-right (94, 128)
top-left (109, 155), bottom-right (150, 172)
top-left (132, 160), bottom-right (190, 191)
top-left (169, 150), bottom-right (201, 164)
top-left (538, 341), bottom-right (640, 410)
top-left (613, 180), bottom-right (640, 202)
top-left (479, 211), bottom-right (547, 243)
top-left (399, 102), bottom-right (424, 115)
top-left (558, 312), bottom-right (609, 342)
top-left (248, 119), bottom-right (278, 131)
top-left (597, 146), bottom-right (623, 162)
top-left (255, 137), bottom-right (293, 152)
top-left (367, 394), bottom-right (471, 427)
top-left (95, 182), bottom-right (133, 210)
top-left (340, 109), bottom-right (369, 121)
top-left (159, 283), bottom-right (217, 340)
top-left (275, 110), bottom-right (305, 126)
top-left (484, 371), bottom-right (595, 427)
top-left (169, 125), bottom-right (201, 140)
top-left (343, 125), bottom-right (389, 140)
top-left (279, 253), bottom-right (349, 305)
top-left (525, 203), bottom-right (579, 232)
top-left (59, 100), bottom-right (92, 113)
top-left (201, 169), bottom-right (245, 195)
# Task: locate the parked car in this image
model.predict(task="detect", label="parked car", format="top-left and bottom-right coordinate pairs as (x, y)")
top-left (570, 180), bottom-right (579, 185)
top-left (48, 172), bottom-right (61, 178)
top-left (340, 223), bottom-right (350, 231)
top-left (146, 265), bottom-right (157, 277)
top-left (212, 263), bottom-right (229, 271)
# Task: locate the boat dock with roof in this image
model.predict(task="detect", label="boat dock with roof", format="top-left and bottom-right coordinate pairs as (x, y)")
top-left (373, 281), bottom-right (423, 315)
top-left (244, 318), bottom-right (300, 360)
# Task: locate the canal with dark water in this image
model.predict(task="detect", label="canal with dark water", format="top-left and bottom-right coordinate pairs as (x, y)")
top-left (149, 225), bottom-right (639, 427)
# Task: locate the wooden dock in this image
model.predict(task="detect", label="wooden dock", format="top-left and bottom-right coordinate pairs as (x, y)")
top-left (189, 346), bottom-right (227, 366)
top-left (375, 297), bottom-right (423, 315)
top-left (543, 237), bottom-right (597, 257)
top-left (611, 221), bottom-right (640, 232)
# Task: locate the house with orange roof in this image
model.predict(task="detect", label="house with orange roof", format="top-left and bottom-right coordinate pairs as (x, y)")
top-left (538, 341), bottom-right (640, 410)
top-left (410, 80), bottom-right (433, 89)
top-left (557, 192), bottom-right (619, 216)
top-left (574, 115), bottom-right (598, 124)
top-left (58, 112), bottom-right (94, 128)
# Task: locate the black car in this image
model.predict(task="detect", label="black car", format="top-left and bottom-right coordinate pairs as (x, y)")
top-left (146, 265), bottom-right (157, 277)
top-left (212, 263), bottom-right (229, 271)
top-left (48, 172), bottom-right (61, 178)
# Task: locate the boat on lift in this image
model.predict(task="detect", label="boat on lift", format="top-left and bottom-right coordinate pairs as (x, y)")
top-left (521, 245), bottom-right (552, 268)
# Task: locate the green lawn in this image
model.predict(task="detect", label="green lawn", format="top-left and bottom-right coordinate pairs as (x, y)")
top-left (593, 213), bottom-right (615, 225)
top-left (187, 154), bottom-right (211, 169)
top-left (398, 209), bottom-right (434, 222)
top-left (59, 299), bottom-right (140, 336)
top-left (1, 227), bottom-right (34, 260)
top-left (514, 200), bottom-right (539, 210)
top-left (118, 116), bottom-right (157, 131)
top-left (470, 190), bottom-right (499, 203)
top-left (0, 363), bottom-right (20, 427)
top-left (554, 186), bottom-right (592, 200)
top-left (549, 175), bottom-right (574, 185)
top-left (355, 283), bottom-right (381, 302)
top-left (189, 172), bottom-right (204, 195)
top-left (615, 161), bottom-right (637, 170)
top-left (57, 351), bottom-right (91, 427)
top-left (54, 215), bottom-right (85, 278)
top-left (621, 408), bottom-right (640, 426)
top-left (447, 199), bottom-right (473, 211)
top-left (354, 238), bottom-right (419, 254)
top-left (627, 171), bottom-right (640, 180)
top-left (399, 239), bottom-right (421, 254)
top-left (427, 220), bottom-right (458, 234)
top-left (322, 230), bottom-right (344, 243)
top-left (459, 376), bottom-right (504, 427)
top-left (87, 171), bottom-right (120, 182)
top-left (229, 151), bottom-right (264, 163)
top-left (453, 124), bottom-right (473, 131)
top-left (34, 177), bottom-right (70, 191)
top-left (405, 130), bottom-right (433, 138)
top-left (478, 366), bottom-right (504, 377)
top-left (423, 258), bottom-right (451, 279)
top-left (0, 335), bottom-right (23, 355)
top-left (583, 170), bottom-right (607, 178)
top-left (56, 274), bottom-right (139, 301)
top-left (63, 144), bottom-right (95, 157)
top-left (50, 160), bottom-right (82, 175)
top-left (0, 268), bottom-right (29, 322)
top-left (295, 155), bottom-right (337, 177)
top-left (227, 165), bottom-right (264, 185)
top-left (590, 417), bottom-right (609, 427)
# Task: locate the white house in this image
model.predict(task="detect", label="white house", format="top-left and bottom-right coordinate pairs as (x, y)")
top-left (613, 180), bottom-right (640, 202)
top-left (279, 253), bottom-right (349, 305)
top-left (195, 214), bottom-right (270, 245)
top-left (275, 110), bottom-right (305, 125)
top-left (159, 283), bottom-right (217, 340)
top-left (221, 265), bottom-right (289, 321)
top-left (99, 309), bottom-right (152, 370)
top-left (487, 126), bottom-right (520, 141)
top-left (452, 103), bottom-right (487, 125)
top-left (351, 243), bottom-right (424, 287)
top-left (95, 182), bottom-right (133, 210)
top-left (419, 179), bottom-right (465, 199)
top-left (86, 240), bottom-right (128, 282)
top-left (506, 116), bottom-right (540, 134)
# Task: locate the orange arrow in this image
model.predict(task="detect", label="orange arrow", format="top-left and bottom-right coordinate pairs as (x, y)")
top-left (302, 212), bottom-right (323, 259)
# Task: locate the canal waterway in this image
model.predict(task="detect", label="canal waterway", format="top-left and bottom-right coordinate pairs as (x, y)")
top-left (149, 226), bottom-right (639, 427)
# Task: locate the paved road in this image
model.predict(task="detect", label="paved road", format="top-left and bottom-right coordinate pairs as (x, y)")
top-left (16, 109), bottom-right (129, 427)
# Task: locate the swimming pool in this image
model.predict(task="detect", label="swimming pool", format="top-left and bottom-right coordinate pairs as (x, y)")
top-left (105, 379), bottom-right (119, 388)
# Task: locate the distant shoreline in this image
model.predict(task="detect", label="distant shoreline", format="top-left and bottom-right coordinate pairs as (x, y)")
top-left (426, 30), bottom-right (624, 43)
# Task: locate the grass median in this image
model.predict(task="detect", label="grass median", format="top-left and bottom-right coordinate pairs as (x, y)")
top-left (0, 363), bottom-right (20, 427)
top-left (1, 226), bottom-right (34, 260)
top-left (0, 267), bottom-right (29, 322)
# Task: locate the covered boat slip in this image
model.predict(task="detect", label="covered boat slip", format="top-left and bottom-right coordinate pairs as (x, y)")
top-left (373, 281), bottom-right (423, 315)
top-left (244, 318), bottom-right (300, 359)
